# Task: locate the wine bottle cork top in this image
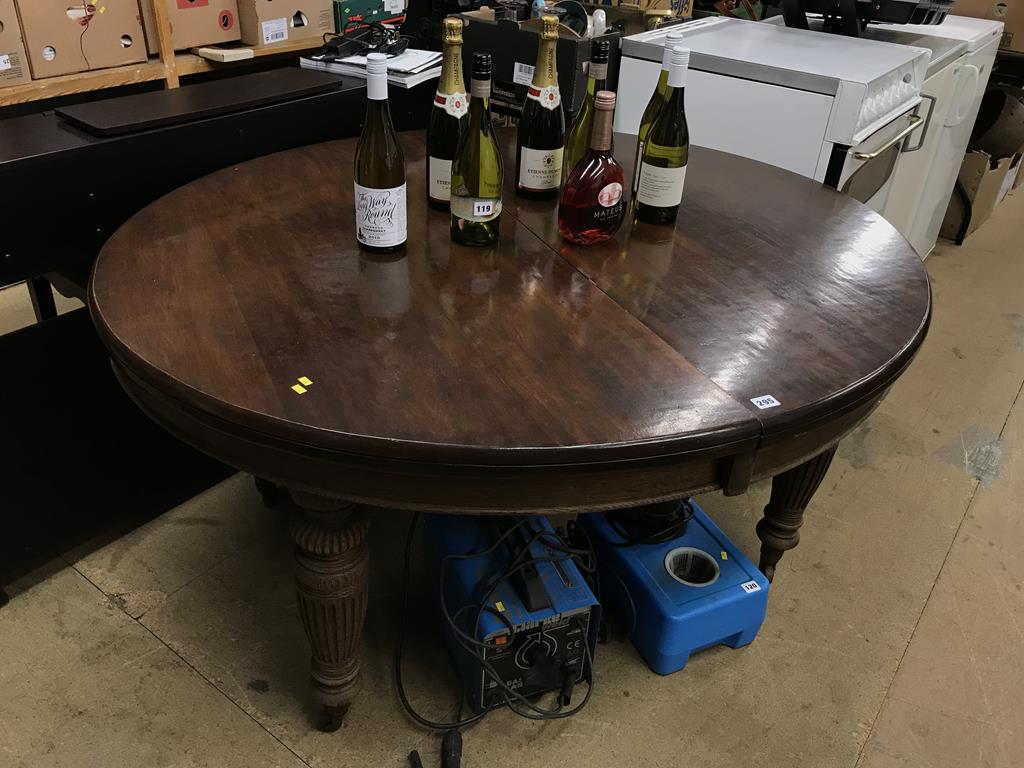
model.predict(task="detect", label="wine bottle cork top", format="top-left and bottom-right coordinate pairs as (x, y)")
top-left (670, 45), bottom-right (690, 68)
top-left (442, 16), bottom-right (463, 44)
top-left (595, 90), bottom-right (616, 110)
top-left (366, 52), bottom-right (388, 76)
top-left (540, 14), bottom-right (560, 39)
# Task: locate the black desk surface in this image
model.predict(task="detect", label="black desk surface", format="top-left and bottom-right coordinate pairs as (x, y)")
top-left (55, 68), bottom-right (344, 137)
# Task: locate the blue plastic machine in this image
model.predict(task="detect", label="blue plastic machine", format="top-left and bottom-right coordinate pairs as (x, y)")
top-left (581, 501), bottom-right (769, 675)
top-left (424, 514), bottom-right (600, 713)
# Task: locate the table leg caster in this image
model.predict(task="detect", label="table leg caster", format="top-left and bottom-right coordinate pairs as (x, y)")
top-left (289, 490), bottom-right (369, 731)
top-left (756, 447), bottom-right (837, 582)
top-left (316, 704), bottom-right (350, 732)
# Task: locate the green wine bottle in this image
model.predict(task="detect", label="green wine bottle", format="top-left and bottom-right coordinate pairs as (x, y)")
top-left (354, 53), bottom-right (406, 252)
top-left (632, 28), bottom-right (684, 195)
top-left (451, 53), bottom-right (503, 247)
top-left (426, 16), bottom-right (469, 211)
top-left (636, 45), bottom-right (690, 227)
top-left (562, 37), bottom-right (611, 184)
top-left (515, 14), bottom-right (565, 200)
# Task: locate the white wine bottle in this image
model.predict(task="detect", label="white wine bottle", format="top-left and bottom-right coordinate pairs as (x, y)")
top-left (354, 53), bottom-right (407, 252)
top-left (426, 16), bottom-right (469, 211)
top-left (636, 45), bottom-right (690, 227)
top-left (562, 37), bottom-right (611, 185)
top-left (515, 14), bottom-right (565, 200)
top-left (451, 53), bottom-right (503, 247)
top-left (633, 28), bottom-right (684, 195)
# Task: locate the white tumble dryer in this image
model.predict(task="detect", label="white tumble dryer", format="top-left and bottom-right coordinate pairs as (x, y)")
top-left (772, 14), bottom-right (1004, 257)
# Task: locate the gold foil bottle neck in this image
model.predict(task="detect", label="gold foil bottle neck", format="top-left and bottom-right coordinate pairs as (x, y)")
top-left (540, 14), bottom-right (560, 40)
top-left (442, 16), bottom-right (463, 45)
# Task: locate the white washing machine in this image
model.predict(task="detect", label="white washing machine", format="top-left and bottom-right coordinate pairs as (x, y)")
top-left (875, 16), bottom-right (1003, 257)
top-left (805, 16), bottom-right (1003, 257)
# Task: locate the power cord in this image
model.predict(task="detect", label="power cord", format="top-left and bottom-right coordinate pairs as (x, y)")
top-left (394, 513), bottom-right (597, 732)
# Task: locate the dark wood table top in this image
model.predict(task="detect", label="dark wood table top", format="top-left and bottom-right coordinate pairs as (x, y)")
top-left (88, 129), bottom-right (930, 510)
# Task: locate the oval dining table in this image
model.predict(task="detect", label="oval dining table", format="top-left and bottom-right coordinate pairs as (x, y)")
top-left (88, 128), bottom-right (931, 731)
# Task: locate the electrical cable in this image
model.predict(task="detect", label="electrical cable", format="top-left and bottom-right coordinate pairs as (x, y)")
top-left (607, 499), bottom-right (695, 547)
top-left (78, 2), bottom-right (93, 71)
top-left (394, 512), bottom-right (598, 730)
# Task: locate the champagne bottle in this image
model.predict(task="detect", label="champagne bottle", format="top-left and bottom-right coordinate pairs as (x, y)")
top-left (633, 28), bottom-right (684, 194)
top-left (451, 53), bottom-right (503, 247)
top-left (636, 46), bottom-right (690, 226)
top-left (558, 90), bottom-right (625, 245)
top-left (515, 14), bottom-right (565, 199)
top-left (426, 17), bottom-right (469, 211)
top-left (562, 37), bottom-right (611, 185)
top-left (354, 53), bottom-right (407, 252)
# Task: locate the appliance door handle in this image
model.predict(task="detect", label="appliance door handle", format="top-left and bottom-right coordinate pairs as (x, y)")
top-left (852, 114), bottom-right (924, 161)
top-left (903, 95), bottom-right (935, 153)
top-left (953, 64), bottom-right (981, 125)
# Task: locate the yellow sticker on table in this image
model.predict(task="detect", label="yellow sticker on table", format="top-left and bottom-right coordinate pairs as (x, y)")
top-left (721, 551), bottom-right (728, 560)
top-left (298, 376), bottom-right (313, 386)
top-left (495, 601), bottom-right (505, 613)
top-left (291, 384), bottom-right (307, 394)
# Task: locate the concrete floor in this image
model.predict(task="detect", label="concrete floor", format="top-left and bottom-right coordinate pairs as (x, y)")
top-left (1, 191), bottom-right (1022, 768)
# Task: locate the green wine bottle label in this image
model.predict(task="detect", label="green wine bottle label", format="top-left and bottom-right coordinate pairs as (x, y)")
top-left (451, 196), bottom-right (502, 222)
top-left (519, 147), bottom-right (563, 190)
top-left (527, 85), bottom-right (561, 111)
top-left (637, 163), bottom-right (686, 208)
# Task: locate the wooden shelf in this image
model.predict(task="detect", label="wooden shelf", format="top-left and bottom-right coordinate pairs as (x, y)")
top-left (0, 60), bottom-right (167, 107)
top-left (0, 0), bottom-right (325, 109)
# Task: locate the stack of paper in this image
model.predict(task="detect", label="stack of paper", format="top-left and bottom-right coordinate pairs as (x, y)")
top-left (300, 48), bottom-right (443, 88)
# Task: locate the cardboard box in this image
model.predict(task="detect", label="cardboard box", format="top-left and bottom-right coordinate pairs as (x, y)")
top-left (950, 0), bottom-right (1021, 53)
top-left (15, 0), bottom-right (147, 79)
top-left (941, 150), bottom-right (1022, 241)
top-left (140, 0), bottom-right (241, 54)
top-left (236, 0), bottom-right (333, 46)
top-left (0, 0), bottom-right (31, 87)
top-left (460, 11), bottom-right (621, 122)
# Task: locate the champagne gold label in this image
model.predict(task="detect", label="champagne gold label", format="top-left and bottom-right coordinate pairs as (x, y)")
top-left (437, 43), bottom-right (465, 96)
top-left (532, 39), bottom-right (558, 87)
top-left (527, 85), bottom-right (561, 111)
top-left (442, 16), bottom-right (463, 45)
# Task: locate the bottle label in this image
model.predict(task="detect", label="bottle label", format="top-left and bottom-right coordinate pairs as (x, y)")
top-left (434, 91), bottom-right (469, 119)
top-left (637, 163), bottom-right (686, 208)
top-left (451, 196), bottom-right (502, 223)
top-left (428, 157), bottom-right (453, 202)
top-left (519, 147), bottom-right (563, 191)
top-left (354, 182), bottom-right (407, 247)
top-left (588, 62), bottom-right (608, 81)
top-left (598, 182), bottom-right (623, 208)
top-left (527, 85), bottom-right (561, 111)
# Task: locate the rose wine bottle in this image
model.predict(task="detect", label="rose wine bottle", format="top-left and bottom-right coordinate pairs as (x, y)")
top-left (426, 17), bottom-right (469, 211)
top-left (515, 14), bottom-right (565, 199)
top-left (632, 28), bottom-right (684, 195)
top-left (635, 45), bottom-right (689, 227)
top-left (562, 37), bottom-right (611, 185)
top-left (450, 53), bottom-right (503, 247)
top-left (354, 53), bottom-right (407, 252)
top-left (558, 91), bottom-right (625, 245)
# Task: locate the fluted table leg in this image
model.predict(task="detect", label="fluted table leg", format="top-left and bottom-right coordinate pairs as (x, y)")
top-left (289, 490), bottom-right (370, 732)
top-left (756, 447), bottom-right (837, 582)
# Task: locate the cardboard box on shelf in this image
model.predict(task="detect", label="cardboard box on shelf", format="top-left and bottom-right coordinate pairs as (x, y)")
top-left (951, 0), bottom-right (1021, 54)
top-left (236, 0), bottom-right (333, 46)
top-left (0, 0), bottom-right (31, 87)
top-left (140, 0), bottom-right (241, 54)
top-left (941, 150), bottom-right (1022, 241)
top-left (15, 0), bottom-right (147, 79)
